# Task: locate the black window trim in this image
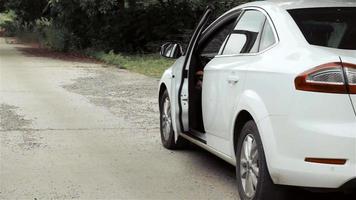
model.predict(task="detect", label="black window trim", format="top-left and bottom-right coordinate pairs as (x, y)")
top-left (216, 6), bottom-right (280, 58)
top-left (219, 9), bottom-right (246, 55)
top-left (257, 18), bottom-right (268, 52)
top-left (196, 9), bottom-right (242, 55)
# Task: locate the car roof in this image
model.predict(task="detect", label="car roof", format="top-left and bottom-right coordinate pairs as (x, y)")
top-left (206, 0), bottom-right (356, 50)
top-left (244, 0), bottom-right (356, 10)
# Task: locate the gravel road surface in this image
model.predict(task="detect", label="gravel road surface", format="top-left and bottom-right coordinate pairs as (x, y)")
top-left (0, 38), bottom-right (238, 199)
top-left (1, 38), bottom-right (355, 200)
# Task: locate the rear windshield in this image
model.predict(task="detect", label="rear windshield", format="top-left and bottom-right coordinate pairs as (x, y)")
top-left (288, 7), bottom-right (356, 50)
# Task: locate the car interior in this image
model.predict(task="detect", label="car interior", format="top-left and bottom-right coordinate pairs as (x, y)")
top-left (187, 16), bottom-right (238, 133)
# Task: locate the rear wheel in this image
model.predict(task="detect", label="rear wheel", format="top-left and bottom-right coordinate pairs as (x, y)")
top-left (159, 90), bottom-right (187, 149)
top-left (236, 120), bottom-right (285, 200)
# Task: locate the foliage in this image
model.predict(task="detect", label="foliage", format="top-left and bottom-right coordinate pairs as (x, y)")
top-left (46, 0), bottom-right (122, 50)
top-left (0, 0), bottom-right (251, 76)
top-left (0, 0), bottom-right (251, 53)
top-left (0, 10), bottom-right (16, 36)
top-left (2, 0), bottom-right (48, 22)
top-left (33, 17), bottom-right (80, 51)
top-left (0, 1), bottom-right (5, 12)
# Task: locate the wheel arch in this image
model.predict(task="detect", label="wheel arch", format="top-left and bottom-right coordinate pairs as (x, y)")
top-left (158, 70), bottom-right (179, 140)
top-left (158, 83), bottom-right (167, 105)
top-left (233, 110), bottom-right (254, 155)
top-left (232, 90), bottom-right (279, 183)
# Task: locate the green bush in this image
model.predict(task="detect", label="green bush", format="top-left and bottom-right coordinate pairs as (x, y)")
top-left (31, 18), bottom-right (79, 51)
top-left (0, 14), bottom-right (79, 52)
top-left (14, 21), bottom-right (38, 42)
top-left (0, 11), bottom-right (39, 41)
top-left (0, 10), bottom-right (17, 36)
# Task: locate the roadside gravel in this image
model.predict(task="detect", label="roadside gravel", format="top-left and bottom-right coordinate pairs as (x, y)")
top-left (62, 67), bottom-right (160, 131)
top-left (0, 104), bottom-right (32, 130)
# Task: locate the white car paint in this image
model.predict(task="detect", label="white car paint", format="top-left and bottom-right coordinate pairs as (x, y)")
top-left (159, 57), bottom-right (183, 137)
top-left (159, 0), bottom-right (356, 189)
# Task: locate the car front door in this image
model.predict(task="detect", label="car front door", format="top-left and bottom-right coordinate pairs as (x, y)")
top-left (177, 7), bottom-right (213, 133)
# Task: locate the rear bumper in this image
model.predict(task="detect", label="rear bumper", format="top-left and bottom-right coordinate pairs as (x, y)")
top-left (258, 91), bottom-right (356, 188)
top-left (260, 115), bottom-right (356, 188)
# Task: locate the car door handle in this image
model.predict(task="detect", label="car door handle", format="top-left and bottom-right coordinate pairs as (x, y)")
top-left (227, 75), bottom-right (240, 84)
top-left (181, 94), bottom-right (188, 102)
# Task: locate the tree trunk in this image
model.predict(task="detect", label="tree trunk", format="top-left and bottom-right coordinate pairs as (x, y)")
top-left (118, 0), bottom-right (125, 11)
top-left (127, 0), bottom-right (136, 9)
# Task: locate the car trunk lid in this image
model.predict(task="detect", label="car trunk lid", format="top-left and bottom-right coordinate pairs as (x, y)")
top-left (340, 54), bottom-right (356, 116)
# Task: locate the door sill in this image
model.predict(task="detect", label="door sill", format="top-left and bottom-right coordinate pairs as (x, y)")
top-left (183, 129), bottom-right (206, 144)
top-left (179, 132), bottom-right (235, 166)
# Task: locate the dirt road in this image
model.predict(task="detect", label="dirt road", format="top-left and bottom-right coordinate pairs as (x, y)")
top-left (1, 38), bottom-right (355, 200)
top-left (0, 38), bottom-right (239, 199)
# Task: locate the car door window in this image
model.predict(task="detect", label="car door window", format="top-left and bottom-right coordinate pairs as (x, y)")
top-left (259, 20), bottom-right (276, 51)
top-left (200, 19), bottom-right (236, 58)
top-left (222, 10), bottom-right (266, 55)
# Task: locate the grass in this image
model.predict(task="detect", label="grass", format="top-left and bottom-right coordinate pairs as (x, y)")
top-left (86, 50), bottom-right (175, 78)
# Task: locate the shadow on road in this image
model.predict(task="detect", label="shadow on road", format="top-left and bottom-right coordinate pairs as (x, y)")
top-left (288, 188), bottom-right (356, 200)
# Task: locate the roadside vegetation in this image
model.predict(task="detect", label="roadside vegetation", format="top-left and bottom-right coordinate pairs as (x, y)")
top-left (87, 51), bottom-right (175, 77)
top-left (0, 0), bottom-right (249, 77)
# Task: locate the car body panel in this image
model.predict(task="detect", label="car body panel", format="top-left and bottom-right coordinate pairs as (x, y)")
top-left (159, 57), bottom-right (186, 138)
top-left (268, 89), bottom-right (356, 187)
top-left (262, 115), bottom-right (356, 188)
top-left (202, 56), bottom-right (247, 156)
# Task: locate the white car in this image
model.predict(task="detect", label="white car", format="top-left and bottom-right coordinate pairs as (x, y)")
top-left (158, 0), bottom-right (356, 199)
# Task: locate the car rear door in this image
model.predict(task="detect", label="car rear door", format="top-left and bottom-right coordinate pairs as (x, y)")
top-left (202, 9), bottom-right (274, 155)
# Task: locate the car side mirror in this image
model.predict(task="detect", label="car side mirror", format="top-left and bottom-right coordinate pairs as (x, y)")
top-left (160, 42), bottom-right (184, 59)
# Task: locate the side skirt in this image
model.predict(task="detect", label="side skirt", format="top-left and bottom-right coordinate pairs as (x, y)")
top-left (180, 132), bottom-right (236, 166)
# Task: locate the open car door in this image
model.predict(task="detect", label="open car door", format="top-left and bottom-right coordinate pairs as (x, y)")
top-left (178, 7), bottom-right (213, 132)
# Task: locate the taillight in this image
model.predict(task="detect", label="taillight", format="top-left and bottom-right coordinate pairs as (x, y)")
top-left (295, 62), bottom-right (356, 94)
top-left (344, 63), bottom-right (356, 94)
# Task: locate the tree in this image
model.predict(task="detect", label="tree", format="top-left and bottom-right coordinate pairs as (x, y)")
top-left (1, 0), bottom-right (251, 52)
top-left (4, 0), bottom-right (48, 22)
top-left (127, 0), bottom-right (136, 9)
top-left (0, 0), bottom-right (6, 12)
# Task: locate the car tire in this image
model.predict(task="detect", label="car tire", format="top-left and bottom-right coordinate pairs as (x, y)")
top-left (236, 120), bottom-right (285, 200)
top-left (159, 90), bottom-right (188, 150)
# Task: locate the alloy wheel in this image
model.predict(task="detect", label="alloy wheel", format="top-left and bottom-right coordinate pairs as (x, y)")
top-left (240, 134), bottom-right (260, 199)
top-left (161, 97), bottom-right (172, 141)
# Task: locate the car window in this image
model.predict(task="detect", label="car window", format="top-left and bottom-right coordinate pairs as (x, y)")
top-left (289, 7), bottom-right (356, 50)
top-left (259, 20), bottom-right (276, 51)
top-left (200, 19), bottom-right (236, 57)
top-left (222, 10), bottom-right (266, 55)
